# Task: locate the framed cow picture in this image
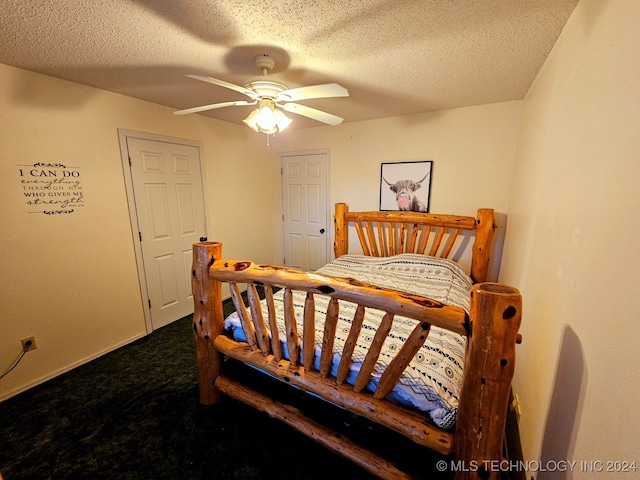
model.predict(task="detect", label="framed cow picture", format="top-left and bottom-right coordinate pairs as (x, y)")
top-left (379, 161), bottom-right (433, 212)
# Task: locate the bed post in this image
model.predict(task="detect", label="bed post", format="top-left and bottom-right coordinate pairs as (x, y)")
top-left (334, 202), bottom-right (348, 257)
top-left (470, 208), bottom-right (496, 284)
top-left (453, 283), bottom-right (522, 480)
top-left (192, 242), bottom-right (224, 405)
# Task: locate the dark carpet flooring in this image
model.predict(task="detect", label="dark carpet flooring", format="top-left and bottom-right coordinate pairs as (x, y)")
top-left (0, 311), bottom-right (450, 480)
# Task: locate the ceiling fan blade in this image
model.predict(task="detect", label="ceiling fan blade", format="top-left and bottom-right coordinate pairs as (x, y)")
top-left (280, 103), bottom-right (344, 126)
top-left (185, 74), bottom-right (258, 99)
top-left (174, 100), bottom-right (257, 116)
top-left (277, 83), bottom-right (349, 102)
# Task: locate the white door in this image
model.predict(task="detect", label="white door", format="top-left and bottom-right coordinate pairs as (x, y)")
top-left (281, 152), bottom-right (329, 271)
top-left (127, 137), bottom-right (207, 329)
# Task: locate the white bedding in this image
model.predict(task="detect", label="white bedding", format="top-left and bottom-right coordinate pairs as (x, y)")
top-left (224, 253), bottom-right (472, 429)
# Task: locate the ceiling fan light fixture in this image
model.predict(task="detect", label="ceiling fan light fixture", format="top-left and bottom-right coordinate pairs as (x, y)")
top-left (243, 98), bottom-right (292, 134)
top-left (273, 108), bottom-right (293, 131)
top-left (242, 108), bottom-right (261, 133)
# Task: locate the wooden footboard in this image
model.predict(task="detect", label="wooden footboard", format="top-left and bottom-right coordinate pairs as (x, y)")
top-left (191, 204), bottom-right (521, 480)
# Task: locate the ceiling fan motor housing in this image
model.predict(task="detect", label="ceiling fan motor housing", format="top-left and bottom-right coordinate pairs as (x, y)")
top-left (244, 80), bottom-right (287, 99)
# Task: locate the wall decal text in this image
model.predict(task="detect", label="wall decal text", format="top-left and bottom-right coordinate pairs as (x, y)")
top-left (18, 163), bottom-right (85, 215)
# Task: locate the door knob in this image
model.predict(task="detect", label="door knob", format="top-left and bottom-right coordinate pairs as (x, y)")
top-left (199, 236), bottom-right (208, 242)
top-left (319, 229), bottom-right (325, 234)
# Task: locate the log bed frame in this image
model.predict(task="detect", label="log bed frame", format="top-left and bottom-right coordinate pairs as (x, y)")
top-left (191, 203), bottom-right (521, 479)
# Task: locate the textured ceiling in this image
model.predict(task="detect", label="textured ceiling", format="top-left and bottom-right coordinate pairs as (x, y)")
top-left (0, 0), bottom-right (579, 129)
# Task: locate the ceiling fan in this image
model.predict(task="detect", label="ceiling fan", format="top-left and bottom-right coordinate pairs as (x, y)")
top-left (174, 54), bottom-right (349, 134)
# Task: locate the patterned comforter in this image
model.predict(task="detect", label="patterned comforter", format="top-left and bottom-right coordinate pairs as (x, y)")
top-left (224, 253), bottom-right (472, 429)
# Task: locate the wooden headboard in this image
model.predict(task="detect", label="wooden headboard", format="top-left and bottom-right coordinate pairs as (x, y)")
top-left (333, 203), bottom-right (496, 283)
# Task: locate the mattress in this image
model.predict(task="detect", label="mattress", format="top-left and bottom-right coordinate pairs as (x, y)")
top-left (224, 253), bottom-right (472, 429)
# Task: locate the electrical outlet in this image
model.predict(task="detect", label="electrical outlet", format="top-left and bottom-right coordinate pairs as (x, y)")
top-left (21, 336), bottom-right (37, 352)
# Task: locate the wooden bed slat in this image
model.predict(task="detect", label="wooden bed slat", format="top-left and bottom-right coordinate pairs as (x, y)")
top-left (229, 282), bottom-right (256, 350)
top-left (376, 221), bottom-right (387, 256)
top-left (354, 221), bottom-right (371, 256)
top-left (388, 222), bottom-right (395, 255)
top-left (429, 227), bottom-right (445, 256)
top-left (302, 292), bottom-right (316, 371)
top-left (283, 288), bottom-right (300, 366)
top-left (441, 228), bottom-right (460, 259)
top-left (354, 312), bottom-right (394, 393)
top-left (397, 223), bottom-right (406, 254)
top-left (417, 225), bottom-right (430, 254)
top-left (336, 304), bottom-right (366, 385)
top-left (365, 221), bottom-right (379, 257)
top-left (319, 298), bottom-right (339, 377)
top-left (264, 286), bottom-right (283, 361)
top-left (408, 223), bottom-right (419, 252)
top-left (374, 321), bottom-right (431, 400)
top-left (247, 283), bottom-right (270, 355)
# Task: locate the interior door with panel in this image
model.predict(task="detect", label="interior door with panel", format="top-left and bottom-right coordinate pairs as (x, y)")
top-left (127, 137), bottom-right (207, 329)
top-left (281, 152), bottom-right (329, 271)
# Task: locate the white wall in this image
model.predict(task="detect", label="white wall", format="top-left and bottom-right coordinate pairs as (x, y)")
top-left (0, 64), bottom-right (275, 400)
top-left (271, 101), bottom-right (522, 275)
top-left (273, 102), bottom-right (521, 215)
top-left (499, 0), bottom-right (640, 475)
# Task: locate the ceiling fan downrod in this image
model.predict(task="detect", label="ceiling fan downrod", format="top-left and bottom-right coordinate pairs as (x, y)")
top-left (254, 54), bottom-right (275, 76)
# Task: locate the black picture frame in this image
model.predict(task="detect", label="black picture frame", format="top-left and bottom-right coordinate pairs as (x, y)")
top-left (379, 161), bottom-right (433, 212)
